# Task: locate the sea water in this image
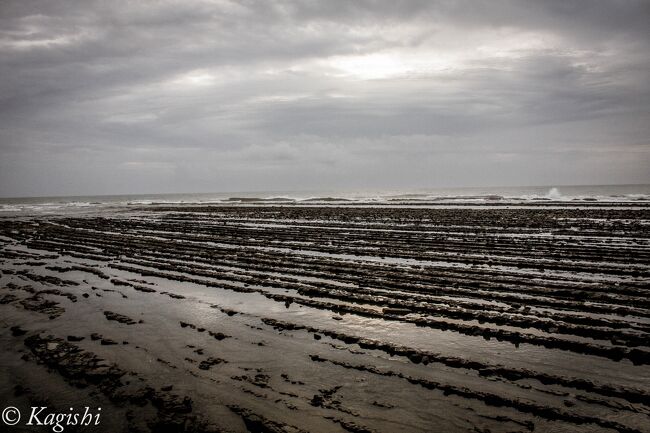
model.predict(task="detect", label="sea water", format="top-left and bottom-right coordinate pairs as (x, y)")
top-left (1, 184), bottom-right (649, 215)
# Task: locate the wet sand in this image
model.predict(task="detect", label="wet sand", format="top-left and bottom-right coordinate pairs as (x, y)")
top-left (1, 203), bottom-right (649, 432)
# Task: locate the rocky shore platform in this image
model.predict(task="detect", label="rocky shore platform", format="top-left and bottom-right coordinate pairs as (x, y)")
top-left (1, 203), bottom-right (649, 432)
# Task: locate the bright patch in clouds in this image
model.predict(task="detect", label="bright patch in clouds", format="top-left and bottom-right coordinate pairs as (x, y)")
top-left (325, 30), bottom-right (560, 80)
top-left (326, 52), bottom-right (458, 79)
top-left (171, 70), bottom-right (216, 87)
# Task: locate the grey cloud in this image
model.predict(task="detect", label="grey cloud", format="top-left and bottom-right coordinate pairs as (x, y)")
top-left (0, 0), bottom-right (649, 196)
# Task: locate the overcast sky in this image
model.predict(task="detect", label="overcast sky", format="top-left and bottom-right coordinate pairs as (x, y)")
top-left (1, 0), bottom-right (649, 197)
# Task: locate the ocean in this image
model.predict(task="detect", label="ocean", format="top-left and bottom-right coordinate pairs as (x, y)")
top-left (1, 184), bottom-right (649, 214)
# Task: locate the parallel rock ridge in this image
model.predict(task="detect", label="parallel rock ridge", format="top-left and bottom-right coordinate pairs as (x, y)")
top-left (0, 203), bottom-right (648, 433)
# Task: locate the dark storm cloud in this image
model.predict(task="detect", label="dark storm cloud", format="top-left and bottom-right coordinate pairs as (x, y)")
top-left (1, 0), bottom-right (649, 196)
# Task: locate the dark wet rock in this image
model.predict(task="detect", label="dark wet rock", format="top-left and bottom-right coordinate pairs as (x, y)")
top-left (280, 373), bottom-right (304, 386)
top-left (24, 334), bottom-right (125, 389)
top-left (310, 385), bottom-right (342, 409)
top-left (252, 374), bottom-right (270, 387)
top-left (133, 285), bottom-right (157, 293)
top-left (228, 405), bottom-right (308, 433)
top-left (198, 357), bottom-right (227, 370)
top-left (312, 353), bottom-right (643, 433)
top-left (151, 393), bottom-right (192, 414)
top-left (231, 373), bottom-right (269, 388)
top-left (180, 321), bottom-right (229, 340)
top-left (476, 414), bottom-right (535, 432)
top-left (20, 333), bottom-right (215, 432)
top-left (329, 418), bottom-right (378, 433)
top-left (161, 291), bottom-right (186, 299)
top-left (16, 270), bottom-right (79, 287)
top-left (147, 394), bottom-right (206, 433)
top-left (265, 291), bottom-right (650, 364)
top-left (628, 349), bottom-right (650, 366)
top-left (38, 288), bottom-right (78, 302)
top-left (111, 278), bottom-right (157, 293)
top-left (13, 384), bottom-right (27, 397)
top-left (310, 394), bottom-right (324, 407)
top-left (67, 335), bottom-right (84, 342)
top-left (46, 265), bottom-right (109, 279)
top-left (20, 295), bottom-right (65, 319)
top-left (0, 293), bottom-right (18, 304)
top-left (104, 310), bottom-right (137, 325)
top-left (110, 278), bottom-right (130, 286)
top-left (10, 325), bottom-right (27, 336)
top-left (382, 307), bottom-right (411, 315)
top-left (271, 314), bottom-right (650, 407)
top-left (208, 331), bottom-right (229, 341)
